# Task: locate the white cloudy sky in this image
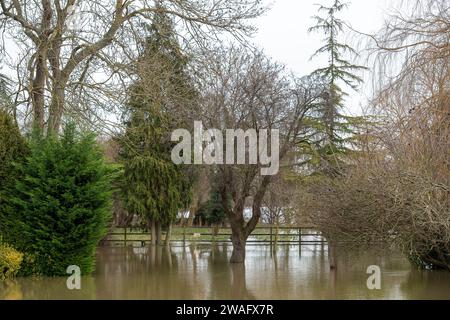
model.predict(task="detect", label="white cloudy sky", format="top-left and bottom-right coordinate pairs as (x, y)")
top-left (1, 0), bottom-right (399, 120)
top-left (251, 0), bottom-right (395, 114)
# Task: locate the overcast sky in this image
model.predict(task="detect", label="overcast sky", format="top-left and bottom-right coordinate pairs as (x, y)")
top-left (1, 0), bottom-right (397, 119)
top-left (252, 0), bottom-right (393, 114)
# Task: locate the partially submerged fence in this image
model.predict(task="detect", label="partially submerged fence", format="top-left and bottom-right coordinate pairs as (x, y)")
top-left (102, 225), bottom-right (326, 247)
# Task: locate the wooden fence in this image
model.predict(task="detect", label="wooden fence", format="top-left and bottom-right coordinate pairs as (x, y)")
top-left (101, 225), bottom-right (326, 247)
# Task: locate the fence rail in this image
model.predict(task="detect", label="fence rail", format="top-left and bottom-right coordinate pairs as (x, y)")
top-left (101, 225), bottom-right (326, 247)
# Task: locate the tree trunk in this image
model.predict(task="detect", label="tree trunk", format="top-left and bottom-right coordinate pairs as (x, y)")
top-left (230, 226), bottom-right (247, 263)
top-left (212, 224), bottom-right (219, 236)
top-left (224, 175), bottom-right (271, 264)
top-left (48, 84), bottom-right (65, 135)
top-left (187, 205), bottom-right (196, 227)
top-left (31, 50), bottom-right (46, 131)
top-left (150, 219), bottom-right (156, 246)
top-left (164, 223), bottom-right (172, 247)
top-left (31, 0), bottom-right (52, 132)
top-left (156, 221), bottom-right (162, 246)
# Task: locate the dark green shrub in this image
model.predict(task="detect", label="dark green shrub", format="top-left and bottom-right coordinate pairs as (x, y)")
top-left (198, 178), bottom-right (230, 227)
top-left (0, 110), bottom-right (28, 194)
top-left (200, 190), bottom-right (227, 226)
top-left (1, 123), bottom-right (114, 276)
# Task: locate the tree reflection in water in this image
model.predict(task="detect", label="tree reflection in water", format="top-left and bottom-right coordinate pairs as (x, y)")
top-left (1, 244), bottom-right (450, 299)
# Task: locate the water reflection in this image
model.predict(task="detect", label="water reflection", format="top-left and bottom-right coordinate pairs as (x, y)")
top-left (1, 243), bottom-right (449, 300)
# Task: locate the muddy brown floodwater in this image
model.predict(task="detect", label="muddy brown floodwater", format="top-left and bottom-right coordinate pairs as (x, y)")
top-left (1, 243), bottom-right (450, 300)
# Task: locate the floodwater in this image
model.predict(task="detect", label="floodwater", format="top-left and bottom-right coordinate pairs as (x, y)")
top-left (1, 242), bottom-right (450, 300)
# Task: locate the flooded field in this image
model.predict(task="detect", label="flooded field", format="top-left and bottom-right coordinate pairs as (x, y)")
top-left (1, 243), bottom-right (450, 300)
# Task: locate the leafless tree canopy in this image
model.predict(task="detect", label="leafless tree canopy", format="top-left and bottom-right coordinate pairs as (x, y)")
top-left (0, 0), bottom-right (266, 134)
top-left (302, 0), bottom-right (450, 270)
top-left (197, 46), bottom-right (324, 262)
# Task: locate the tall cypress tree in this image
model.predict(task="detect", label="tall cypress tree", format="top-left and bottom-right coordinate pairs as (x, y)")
top-left (119, 9), bottom-right (193, 245)
top-left (308, 0), bottom-right (368, 175)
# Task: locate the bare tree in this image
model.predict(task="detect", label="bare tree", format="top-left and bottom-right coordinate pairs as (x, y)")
top-left (0, 0), bottom-right (266, 134)
top-left (197, 46), bottom-right (324, 263)
top-left (369, 0), bottom-right (449, 270)
top-left (301, 0), bottom-right (450, 270)
top-left (261, 173), bottom-right (296, 225)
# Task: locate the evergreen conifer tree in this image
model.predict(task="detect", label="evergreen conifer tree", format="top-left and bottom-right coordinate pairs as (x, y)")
top-left (308, 0), bottom-right (368, 175)
top-left (198, 185), bottom-right (229, 227)
top-left (0, 110), bottom-right (28, 195)
top-left (1, 123), bottom-right (114, 276)
top-left (119, 9), bottom-right (193, 245)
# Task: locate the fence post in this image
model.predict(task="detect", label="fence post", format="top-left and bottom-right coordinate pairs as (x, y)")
top-left (183, 225), bottom-right (186, 244)
top-left (124, 227), bottom-right (127, 247)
